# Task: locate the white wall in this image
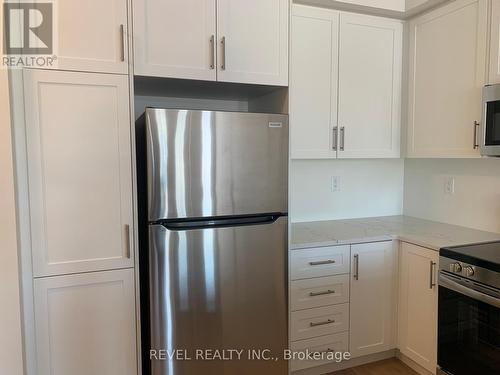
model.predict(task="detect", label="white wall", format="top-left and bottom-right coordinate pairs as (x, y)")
top-left (406, 0), bottom-right (428, 9)
top-left (404, 158), bottom-right (500, 233)
top-left (290, 159), bottom-right (405, 222)
top-left (334, 0), bottom-right (405, 11)
top-left (0, 13), bottom-right (25, 373)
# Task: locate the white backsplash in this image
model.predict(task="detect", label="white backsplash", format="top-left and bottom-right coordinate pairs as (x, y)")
top-left (404, 158), bottom-right (500, 233)
top-left (290, 159), bottom-right (405, 223)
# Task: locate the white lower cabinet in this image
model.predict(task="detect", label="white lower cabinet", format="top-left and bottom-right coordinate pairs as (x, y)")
top-left (290, 240), bottom-right (440, 373)
top-left (398, 242), bottom-right (439, 374)
top-left (34, 269), bottom-right (137, 375)
top-left (349, 241), bottom-right (397, 358)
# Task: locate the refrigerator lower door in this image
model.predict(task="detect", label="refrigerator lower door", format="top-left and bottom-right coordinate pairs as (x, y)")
top-left (148, 216), bottom-right (288, 375)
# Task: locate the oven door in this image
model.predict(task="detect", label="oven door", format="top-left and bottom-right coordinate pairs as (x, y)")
top-left (482, 85), bottom-right (500, 156)
top-left (438, 272), bottom-right (500, 375)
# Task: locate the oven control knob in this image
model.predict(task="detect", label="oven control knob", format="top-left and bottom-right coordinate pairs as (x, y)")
top-left (451, 262), bottom-right (462, 273)
top-left (465, 266), bottom-right (475, 277)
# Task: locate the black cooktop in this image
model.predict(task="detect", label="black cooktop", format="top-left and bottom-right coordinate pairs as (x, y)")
top-left (440, 241), bottom-right (500, 273)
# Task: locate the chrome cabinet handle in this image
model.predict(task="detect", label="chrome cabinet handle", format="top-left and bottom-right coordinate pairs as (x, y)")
top-left (340, 127), bottom-right (345, 151)
top-left (473, 121), bottom-right (480, 149)
top-left (310, 319), bottom-right (335, 327)
top-left (119, 24), bottom-right (125, 62)
top-left (124, 224), bottom-right (131, 259)
top-left (353, 254), bottom-right (359, 280)
top-left (220, 36), bottom-right (226, 70)
top-left (332, 127), bottom-right (338, 151)
top-left (309, 289), bottom-right (335, 297)
top-left (309, 260), bottom-right (336, 266)
top-left (209, 35), bottom-right (215, 69)
top-left (429, 261), bottom-right (436, 289)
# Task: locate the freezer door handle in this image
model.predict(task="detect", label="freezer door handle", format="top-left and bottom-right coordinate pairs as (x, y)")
top-left (160, 214), bottom-right (284, 230)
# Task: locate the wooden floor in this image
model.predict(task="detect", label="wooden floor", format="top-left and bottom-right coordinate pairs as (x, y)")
top-left (329, 358), bottom-right (418, 375)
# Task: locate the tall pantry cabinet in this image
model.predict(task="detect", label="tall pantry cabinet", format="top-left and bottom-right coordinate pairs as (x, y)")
top-left (21, 1), bottom-right (138, 374)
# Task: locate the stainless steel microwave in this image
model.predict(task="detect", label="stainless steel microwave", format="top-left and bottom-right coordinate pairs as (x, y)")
top-left (481, 85), bottom-right (500, 156)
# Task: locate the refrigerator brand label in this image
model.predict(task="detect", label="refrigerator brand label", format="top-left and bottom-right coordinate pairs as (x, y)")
top-left (269, 122), bottom-right (282, 128)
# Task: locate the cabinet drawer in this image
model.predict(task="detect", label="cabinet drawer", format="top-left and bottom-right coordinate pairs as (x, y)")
top-left (291, 303), bottom-right (349, 341)
top-left (291, 245), bottom-right (350, 280)
top-left (290, 332), bottom-right (349, 371)
top-left (291, 274), bottom-right (350, 311)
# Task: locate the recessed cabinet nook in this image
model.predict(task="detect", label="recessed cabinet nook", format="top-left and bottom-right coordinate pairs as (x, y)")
top-left (10, 0), bottom-right (500, 375)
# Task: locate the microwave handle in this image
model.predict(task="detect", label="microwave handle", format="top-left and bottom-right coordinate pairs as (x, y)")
top-left (473, 121), bottom-right (480, 150)
top-left (439, 273), bottom-right (500, 309)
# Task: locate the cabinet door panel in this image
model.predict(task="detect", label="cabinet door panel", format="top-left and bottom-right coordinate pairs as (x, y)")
top-left (133, 0), bottom-right (216, 80)
top-left (350, 241), bottom-right (397, 358)
top-left (52, 0), bottom-right (128, 73)
top-left (24, 69), bottom-right (134, 277)
top-left (290, 5), bottom-right (339, 159)
top-left (338, 13), bottom-right (402, 158)
top-left (34, 270), bottom-right (137, 375)
top-left (339, 13), bottom-right (403, 158)
top-left (407, 0), bottom-right (487, 158)
top-left (489, 0), bottom-right (500, 84)
top-left (398, 242), bottom-right (439, 374)
top-left (217, 0), bottom-right (288, 86)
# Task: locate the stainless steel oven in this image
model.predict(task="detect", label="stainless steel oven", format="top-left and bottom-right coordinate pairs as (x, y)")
top-left (438, 244), bottom-right (500, 375)
top-left (481, 85), bottom-right (500, 156)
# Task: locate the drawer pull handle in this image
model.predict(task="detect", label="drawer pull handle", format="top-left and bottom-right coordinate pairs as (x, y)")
top-left (309, 319), bottom-right (335, 327)
top-left (309, 260), bottom-right (336, 266)
top-left (309, 289), bottom-right (335, 297)
top-left (314, 348), bottom-right (335, 355)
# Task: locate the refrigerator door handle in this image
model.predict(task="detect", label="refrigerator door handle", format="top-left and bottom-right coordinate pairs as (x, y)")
top-left (160, 214), bottom-right (283, 231)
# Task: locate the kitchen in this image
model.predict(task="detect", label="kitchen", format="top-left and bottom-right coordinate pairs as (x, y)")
top-left (1, 0), bottom-right (500, 375)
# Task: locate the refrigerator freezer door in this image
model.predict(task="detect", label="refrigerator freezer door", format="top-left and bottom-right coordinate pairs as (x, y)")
top-left (148, 216), bottom-right (288, 375)
top-left (146, 109), bottom-right (288, 221)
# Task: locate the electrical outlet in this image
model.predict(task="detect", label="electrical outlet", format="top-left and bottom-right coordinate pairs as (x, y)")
top-left (444, 177), bottom-right (455, 195)
top-left (331, 176), bottom-right (340, 192)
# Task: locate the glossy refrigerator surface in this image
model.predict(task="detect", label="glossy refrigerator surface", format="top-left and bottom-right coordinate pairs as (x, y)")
top-left (148, 217), bottom-right (288, 375)
top-left (146, 108), bottom-right (289, 221)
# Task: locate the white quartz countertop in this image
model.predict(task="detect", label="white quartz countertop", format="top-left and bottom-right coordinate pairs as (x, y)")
top-left (291, 216), bottom-right (500, 251)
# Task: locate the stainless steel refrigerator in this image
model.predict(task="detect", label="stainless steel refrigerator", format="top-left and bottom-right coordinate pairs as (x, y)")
top-left (145, 108), bottom-right (288, 375)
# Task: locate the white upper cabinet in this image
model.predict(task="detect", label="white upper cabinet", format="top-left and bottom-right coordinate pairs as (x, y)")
top-left (34, 269), bottom-right (137, 375)
top-left (407, 0), bottom-right (488, 158)
top-left (290, 5), bottom-right (339, 159)
top-left (133, 0), bottom-right (217, 81)
top-left (52, 0), bottom-right (128, 74)
top-left (133, 0), bottom-right (288, 86)
top-left (290, 5), bottom-right (402, 159)
top-left (489, 0), bottom-right (500, 84)
top-left (216, 0), bottom-right (289, 86)
top-left (24, 69), bottom-right (134, 277)
top-left (349, 241), bottom-right (397, 358)
top-left (338, 13), bottom-right (402, 158)
top-left (398, 242), bottom-right (439, 374)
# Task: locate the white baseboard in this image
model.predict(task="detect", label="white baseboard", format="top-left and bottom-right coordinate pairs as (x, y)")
top-left (396, 350), bottom-right (434, 375)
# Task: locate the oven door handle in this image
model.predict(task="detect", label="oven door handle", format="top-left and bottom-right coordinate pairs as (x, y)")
top-left (439, 273), bottom-right (500, 309)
